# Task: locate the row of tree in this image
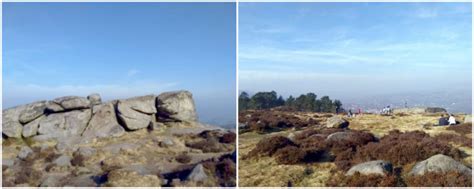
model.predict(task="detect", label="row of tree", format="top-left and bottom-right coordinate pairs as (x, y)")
top-left (239, 91), bottom-right (343, 113)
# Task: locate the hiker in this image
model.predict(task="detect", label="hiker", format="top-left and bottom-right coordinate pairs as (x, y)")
top-left (438, 115), bottom-right (449, 126)
top-left (348, 110), bottom-right (353, 118)
top-left (381, 106), bottom-right (391, 115)
top-left (448, 114), bottom-right (456, 125)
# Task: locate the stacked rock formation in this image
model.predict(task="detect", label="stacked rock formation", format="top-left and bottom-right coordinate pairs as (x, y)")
top-left (2, 90), bottom-right (197, 151)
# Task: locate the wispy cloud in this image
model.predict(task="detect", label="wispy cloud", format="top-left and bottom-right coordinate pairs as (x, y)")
top-left (127, 69), bottom-right (140, 77)
top-left (414, 7), bottom-right (438, 18)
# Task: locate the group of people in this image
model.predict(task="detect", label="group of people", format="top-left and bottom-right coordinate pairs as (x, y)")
top-left (347, 108), bottom-right (362, 118)
top-left (381, 106), bottom-right (392, 115)
top-left (439, 114), bottom-right (457, 126)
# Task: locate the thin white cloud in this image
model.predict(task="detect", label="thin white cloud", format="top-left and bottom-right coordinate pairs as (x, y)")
top-left (414, 7), bottom-right (438, 18)
top-left (240, 46), bottom-right (396, 66)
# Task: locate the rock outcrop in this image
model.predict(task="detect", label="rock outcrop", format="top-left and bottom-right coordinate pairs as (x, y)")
top-left (1, 90), bottom-right (235, 187)
top-left (2, 90), bottom-right (198, 140)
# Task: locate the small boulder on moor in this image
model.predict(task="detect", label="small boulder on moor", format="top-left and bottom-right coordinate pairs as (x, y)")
top-left (326, 116), bottom-right (349, 129)
top-left (187, 164), bottom-right (208, 182)
top-left (54, 155), bottom-right (72, 166)
top-left (409, 154), bottom-right (471, 176)
top-left (346, 160), bottom-right (393, 176)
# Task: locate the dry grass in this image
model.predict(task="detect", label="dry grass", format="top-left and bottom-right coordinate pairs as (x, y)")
top-left (327, 172), bottom-right (400, 187)
top-left (405, 171), bottom-right (472, 187)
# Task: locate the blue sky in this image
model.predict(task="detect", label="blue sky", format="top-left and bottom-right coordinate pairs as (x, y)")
top-left (240, 3), bottom-right (472, 100)
top-left (3, 3), bottom-right (236, 126)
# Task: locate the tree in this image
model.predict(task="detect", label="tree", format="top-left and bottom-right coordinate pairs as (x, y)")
top-left (314, 99), bottom-right (322, 112)
top-left (320, 96), bottom-right (333, 113)
top-left (239, 91), bottom-right (343, 113)
top-left (294, 94), bottom-right (307, 111)
top-left (333, 100), bottom-right (342, 114)
top-left (249, 91), bottom-right (278, 109)
top-left (276, 95), bottom-right (285, 106)
top-left (304, 93), bottom-right (317, 111)
top-left (239, 92), bottom-right (251, 111)
top-left (286, 95), bottom-right (295, 109)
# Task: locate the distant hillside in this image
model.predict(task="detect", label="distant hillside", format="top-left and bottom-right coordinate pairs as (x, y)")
top-left (342, 89), bottom-right (472, 114)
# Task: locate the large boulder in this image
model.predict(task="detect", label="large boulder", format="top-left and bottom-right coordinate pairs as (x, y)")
top-left (464, 115), bottom-right (472, 123)
top-left (18, 101), bottom-right (47, 124)
top-left (2, 105), bottom-right (27, 138)
top-left (82, 103), bottom-right (125, 142)
top-left (63, 109), bottom-right (92, 136)
top-left (22, 115), bottom-right (44, 137)
top-left (326, 116), bottom-right (349, 128)
top-left (116, 95), bottom-right (156, 130)
top-left (38, 109), bottom-right (91, 137)
top-left (156, 91), bottom-right (197, 122)
top-left (87, 93), bottom-right (102, 106)
top-left (38, 113), bottom-right (66, 135)
top-left (106, 169), bottom-right (162, 187)
top-left (424, 107), bottom-right (447, 114)
top-left (409, 154), bottom-right (471, 176)
top-left (346, 160), bottom-right (393, 176)
top-left (49, 96), bottom-right (91, 112)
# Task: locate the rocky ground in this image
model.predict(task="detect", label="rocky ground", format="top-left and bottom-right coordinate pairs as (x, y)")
top-left (2, 91), bottom-right (236, 187)
top-left (239, 109), bottom-right (472, 187)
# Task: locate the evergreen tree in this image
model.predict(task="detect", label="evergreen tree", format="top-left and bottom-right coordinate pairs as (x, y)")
top-left (276, 95), bottom-right (285, 106)
top-left (238, 92), bottom-right (250, 111)
top-left (320, 96), bottom-right (333, 112)
top-left (249, 91), bottom-right (278, 109)
top-left (333, 100), bottom-right (342, 114)
top-left (286, 95), bottom-right (295, 108)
